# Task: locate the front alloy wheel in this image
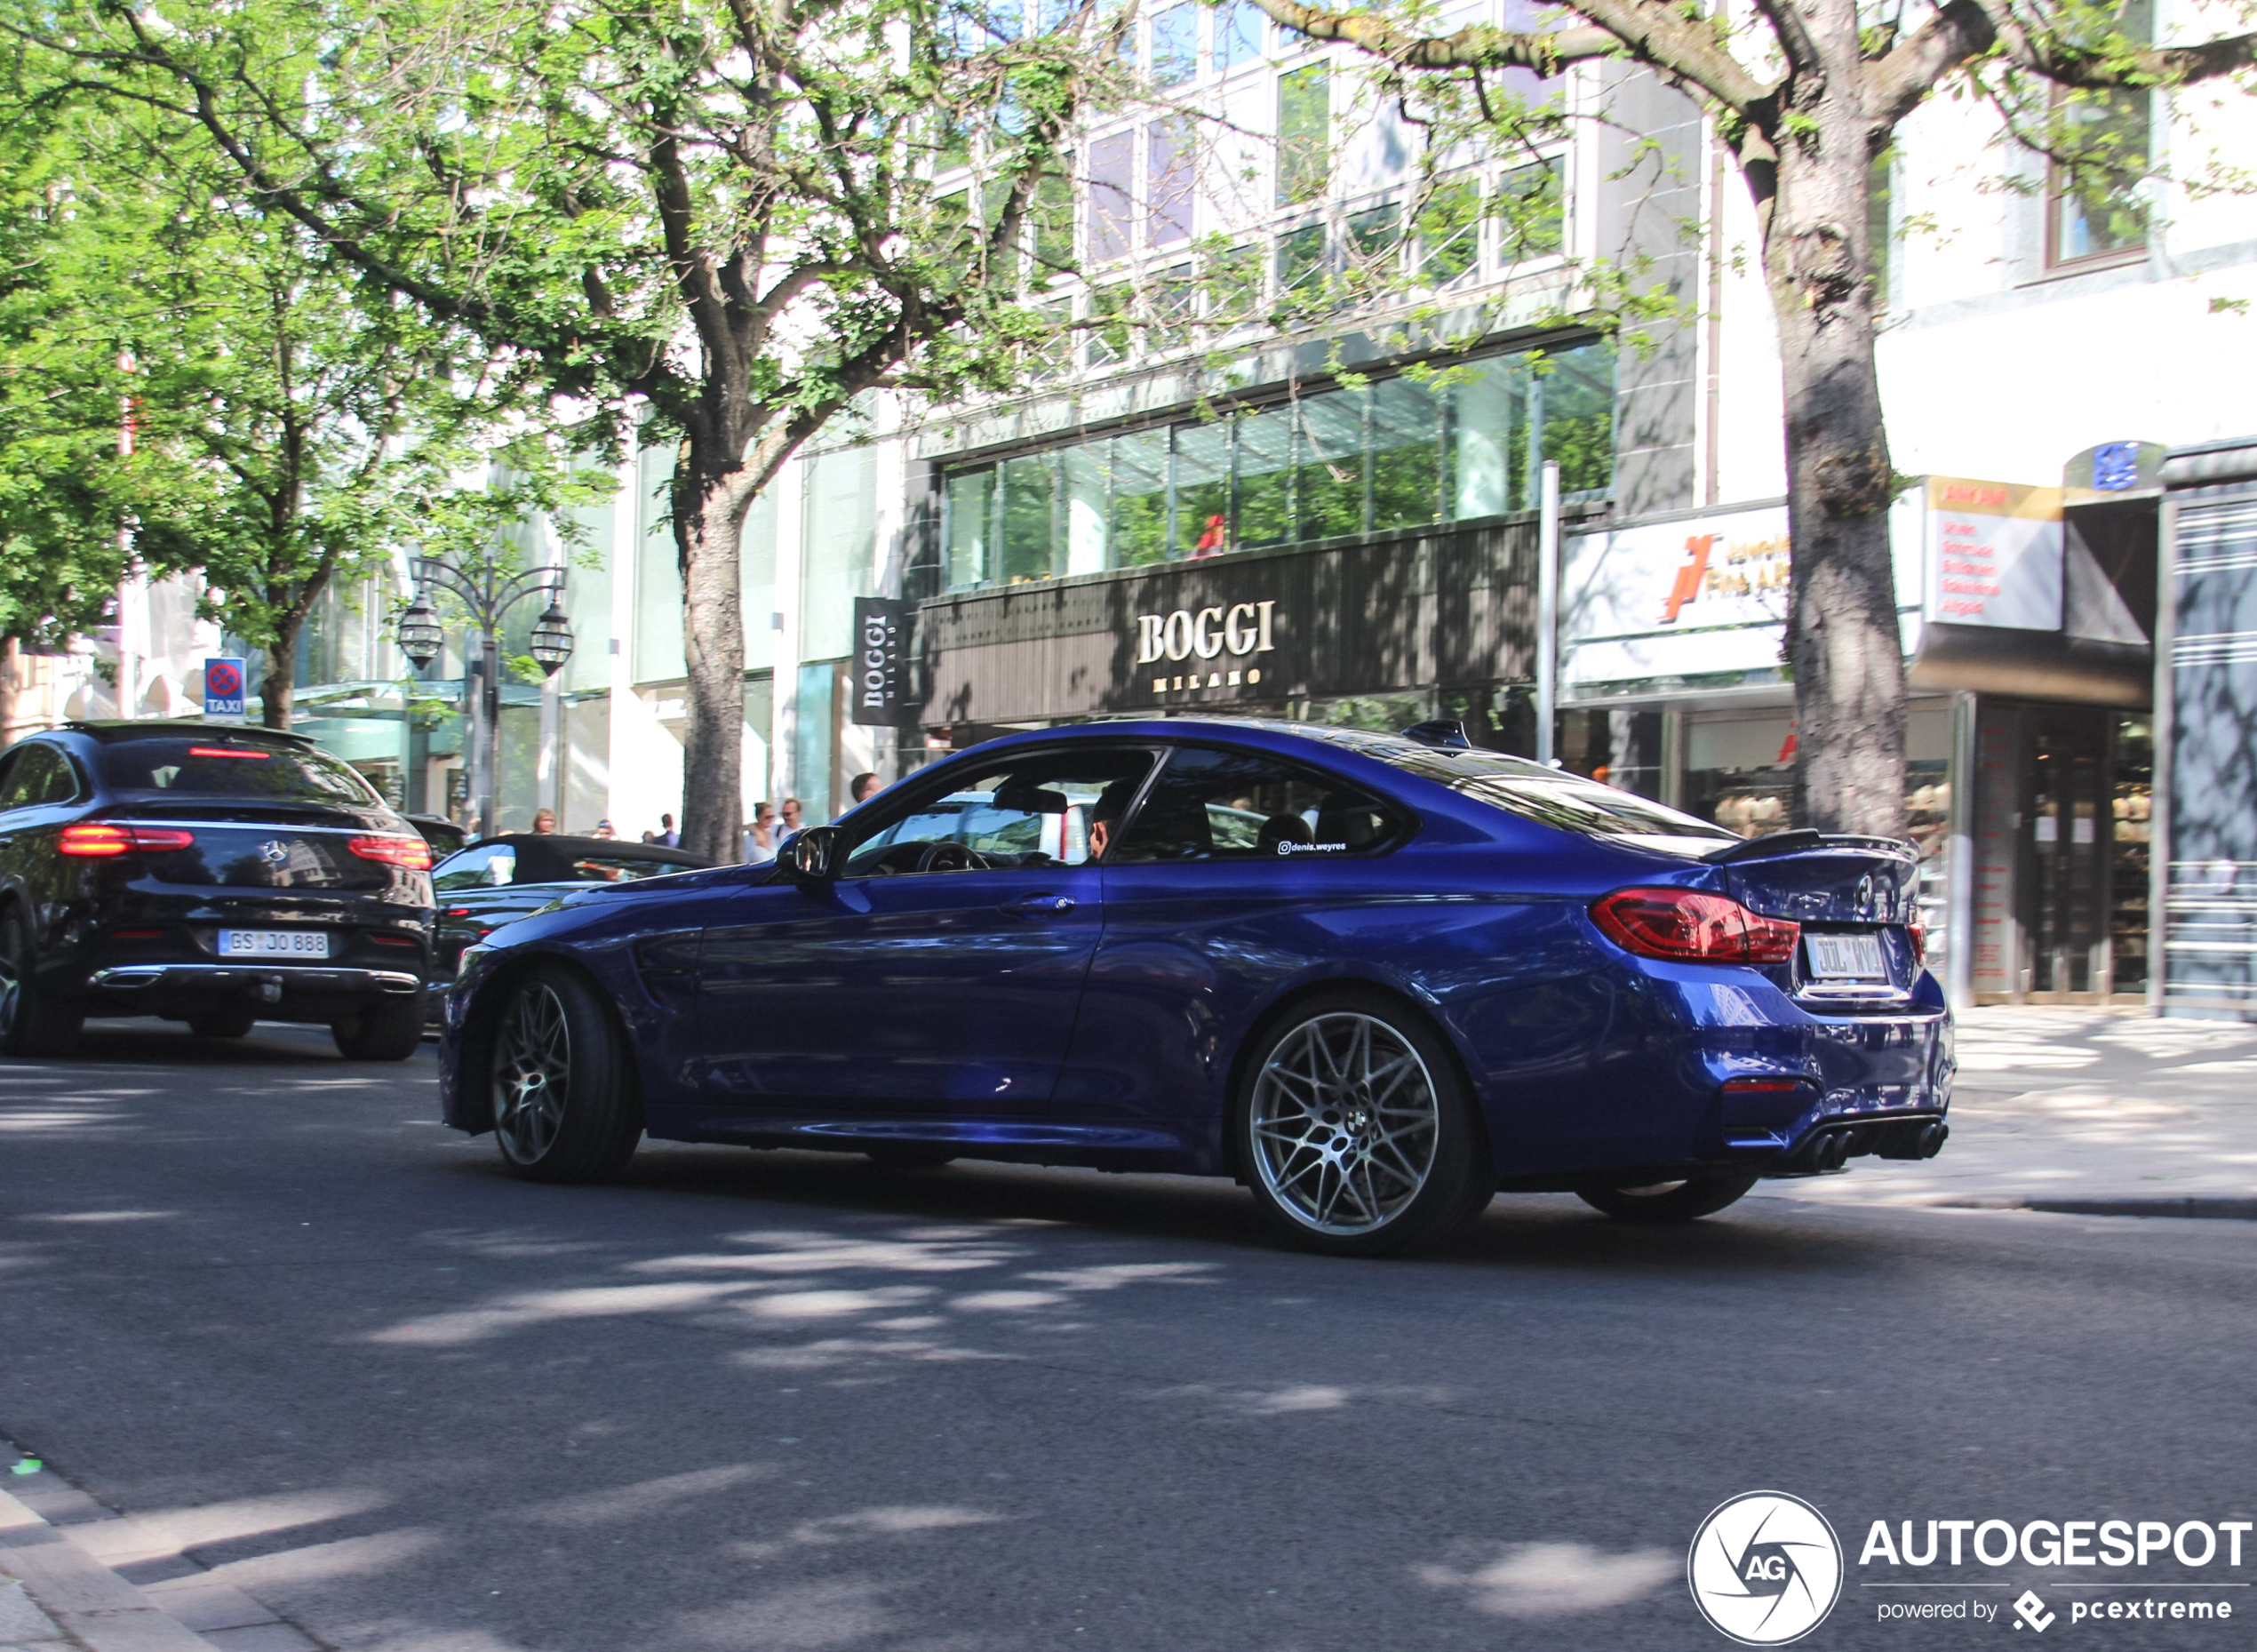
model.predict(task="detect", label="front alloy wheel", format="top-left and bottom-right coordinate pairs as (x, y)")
top-left (1236, 994), bottom-right (1490, 1257)
top-left (490, 967), bottom-right (641, 1182)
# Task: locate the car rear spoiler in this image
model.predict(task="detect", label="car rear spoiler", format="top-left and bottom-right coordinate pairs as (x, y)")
top-left (1702, 830), bottom-right (1916, 865)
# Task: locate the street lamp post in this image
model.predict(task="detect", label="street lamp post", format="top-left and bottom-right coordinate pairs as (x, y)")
top-left (395, 553), bottom-right (574, 840)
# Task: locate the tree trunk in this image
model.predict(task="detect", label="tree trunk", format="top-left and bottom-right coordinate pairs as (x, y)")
top-left (1762, 107), bottom-right (1909, 841)
top-left (674, 435), bottom-right (754, 866)
top-left (261, 626), bottom-right (298, 730)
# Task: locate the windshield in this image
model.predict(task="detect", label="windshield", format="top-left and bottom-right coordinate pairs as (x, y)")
top-left (98, 738), bottom-right (383, 808)
top-left (1360, 743), bottom-right (1737, 847)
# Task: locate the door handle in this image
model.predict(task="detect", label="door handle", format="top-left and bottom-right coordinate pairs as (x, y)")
top-left (1003, 893), bottom-right (1076, 917)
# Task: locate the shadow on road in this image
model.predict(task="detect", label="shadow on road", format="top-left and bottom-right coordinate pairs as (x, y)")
top-left (56, 1019), bottom-right (433, 1067)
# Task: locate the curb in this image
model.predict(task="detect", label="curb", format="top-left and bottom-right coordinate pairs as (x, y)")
top-left (0, 1450), bottom-right (319, 1652)
top-left (1937, 1196), bottom-right (2257, 1222)
top-left (0, 1488), bottom-right (217, 1652)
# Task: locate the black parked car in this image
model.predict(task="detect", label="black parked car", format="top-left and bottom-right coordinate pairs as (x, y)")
top-left (0, 722), bottom-right (435, 1060)
top-left (430, 835), bottom-right (707, 981)
top-left (405, 814), bottom-right (468, 859)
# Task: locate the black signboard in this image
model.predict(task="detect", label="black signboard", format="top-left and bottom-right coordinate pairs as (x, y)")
top-left (917, 514), bottom-right (1561, 726)
top-left (850, 597), bottom-right (915, 727)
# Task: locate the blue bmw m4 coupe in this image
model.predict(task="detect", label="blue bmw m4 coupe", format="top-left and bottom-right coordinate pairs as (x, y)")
top-left (438, 718), bottom-right (1951, 1256)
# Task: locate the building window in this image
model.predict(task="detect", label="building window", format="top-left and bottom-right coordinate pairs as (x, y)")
top-left (2044, 0), bottom-right (2152, 268)
top-left (1147, 120), bottom-right (1194, 247)
top-left (938, 338), bottom-right (1615, 587)
top-left (1276, 66), bottom-right (1331, 207)
top-left (801, 447), bottom-right (878, 659)
top-left (2047, 88), bottom-right (2151, 266)
top-left (1150, 4), bottom-right (1197, 87)
top-left (1088, 132), bottom-right (1135, 262)
top-left (1216, 0), bottom-right (1264, 70)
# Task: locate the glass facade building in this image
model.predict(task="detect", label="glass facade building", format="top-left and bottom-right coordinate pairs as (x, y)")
top-left (942, 340), bottom-right (1614, 589)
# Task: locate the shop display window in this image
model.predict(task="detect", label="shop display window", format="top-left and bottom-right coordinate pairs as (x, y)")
top-left (2109, 717), bottom-right (2152, 994)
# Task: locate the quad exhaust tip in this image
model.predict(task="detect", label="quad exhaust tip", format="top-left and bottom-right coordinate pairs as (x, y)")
top-left (1781, 1117), bottom-right (1947, 1175)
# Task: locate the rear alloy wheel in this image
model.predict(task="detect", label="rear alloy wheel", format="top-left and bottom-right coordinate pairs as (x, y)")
top-left (490, 967), bottom-right (641, 1182)
top-left (189, 1009), bottom-right (258, 1039)
top-left (0, 910), bottom-right (83, 1059)
top-left (1235, 994), bottom-right (1491, 1257)
top-left (331, 991), bottom-right (427, 1061)
top-left (1577, 1175), bottom-right (1759, 1225)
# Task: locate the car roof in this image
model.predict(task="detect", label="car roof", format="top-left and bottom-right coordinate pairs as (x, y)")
top-left (459, 834), bottom-right (710, 866)
top-left (61, 721), bottom-right (319, 748)
top-left (937, 715), bottom-right (1552, 778)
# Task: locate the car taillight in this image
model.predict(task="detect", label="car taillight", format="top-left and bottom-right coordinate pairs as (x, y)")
top-left (1906, 922), bottom-right (1926, 965)
top-left (59, 824), bottom-right (196, 857)
top-left (1590, 887), bottom-right (1800, 965)
top-left (348, 835), bottom-right (434, 871)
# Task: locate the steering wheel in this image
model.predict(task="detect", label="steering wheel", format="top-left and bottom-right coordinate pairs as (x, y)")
top-left (915, 841), bottom-right (990, 874)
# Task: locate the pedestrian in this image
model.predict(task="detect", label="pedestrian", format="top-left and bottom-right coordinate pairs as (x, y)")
top-left (849, 771), bottom-right (881, 805)
top-left (656, 812), bottom-right (680, 848)
top-left (591, 819), bottom-right (617, 841)
top-left (743, 802), bottom-right (778, 865)
top-left (530, 808), bottom-right (557, 834)
top-left (780, 798), bottom-right (804, 835)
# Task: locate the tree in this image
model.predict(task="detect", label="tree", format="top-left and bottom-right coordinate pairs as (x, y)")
top-left (0, 60), bottom-right (600, 735)
top-left (0, 75), bottom-right (138, 740)
top-left (1244, 0), bottom-right (2256, 834)
top-left (22, 0), bottom-right (1132, 858)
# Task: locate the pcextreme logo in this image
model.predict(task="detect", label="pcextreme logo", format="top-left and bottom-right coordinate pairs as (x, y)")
top-left (1689, 1491), bottom-right (1846, 1646)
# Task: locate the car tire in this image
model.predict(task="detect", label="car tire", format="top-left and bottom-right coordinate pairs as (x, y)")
top-left (331, 992), bottom-right (427, 1061)
top-left (189, 1010), bottom-right (258, 1039)
top-left (0, 909), bottom-right (83, 1059)
top-left (490, 966), bottom-right (641, 1182)
top-left (1576, 1174), bottom-right (1759, 1225)
top-left (1232, 991), bottom-right (1491, 1258)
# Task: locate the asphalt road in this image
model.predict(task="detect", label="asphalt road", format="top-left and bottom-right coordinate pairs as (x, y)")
top-left (4, 1023), bottom-right (2254, 1652)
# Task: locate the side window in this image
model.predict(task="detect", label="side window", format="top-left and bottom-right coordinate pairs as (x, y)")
top-left (1109, 745), bottom-right (1404, 865)
top-left (39, 750), bottom-right (85, 805)
top-left (0, 750), bottom-right (31, 812)
top-left (0, 746), bottom-right (58, 813)
top-left (841, 748), bottom-right (1155, 877)
top-left (433, 844), bottom-right (516, 892)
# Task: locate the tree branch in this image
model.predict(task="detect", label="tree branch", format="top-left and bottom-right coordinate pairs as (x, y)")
top-left (1244, 0), bottom-right (1773, 112)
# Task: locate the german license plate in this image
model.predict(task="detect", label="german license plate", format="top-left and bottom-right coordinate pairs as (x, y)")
top-left (1806, 932), bottom-right (1887, 979)
top-left (219, 930), bottom-right (330, 960)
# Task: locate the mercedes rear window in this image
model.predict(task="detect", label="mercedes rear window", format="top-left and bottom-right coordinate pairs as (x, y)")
top-left (1360, 743), bottom-right (1738, 850)
top-left (98, 739), bottom-right (383, 807)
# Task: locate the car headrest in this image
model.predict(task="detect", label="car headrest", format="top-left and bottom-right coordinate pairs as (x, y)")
top-left (1316, 802), bottom-right (1385, 849)
top-left (1257, 813), bottom-right (1314, 852)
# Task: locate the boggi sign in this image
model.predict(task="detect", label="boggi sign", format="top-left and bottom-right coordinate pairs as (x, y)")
top-left (1135, 600), bottom-right (1280, 696)
top-left (1135, 601), bottom-right (1278, 665)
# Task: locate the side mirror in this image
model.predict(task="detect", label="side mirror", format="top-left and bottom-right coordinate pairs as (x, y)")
top-left (784, 825), bottom-right (842, 884)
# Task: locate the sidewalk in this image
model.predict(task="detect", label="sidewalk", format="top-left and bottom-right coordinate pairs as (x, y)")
top-left (0, 1454), bottom-right (315, 1652)
top-left (1753, 1005), bottom-right (2257, 1216)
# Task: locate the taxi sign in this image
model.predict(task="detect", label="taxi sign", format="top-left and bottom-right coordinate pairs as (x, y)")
top-left (203, 657), bottom-right (247, 719)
